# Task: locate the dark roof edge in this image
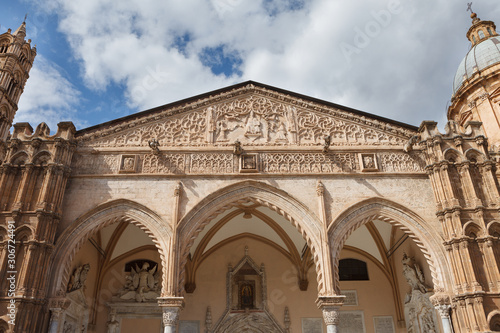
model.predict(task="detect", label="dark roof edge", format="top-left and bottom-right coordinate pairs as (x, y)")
top-left (75, 80), bottom-right (418, 136)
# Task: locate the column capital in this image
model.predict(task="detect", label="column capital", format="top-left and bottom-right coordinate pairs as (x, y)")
top-left (321, 306), bottom-right (341, 326)
top-left (48, 297), bottom-right (71, 311)
top-left (316, 295), bottom-right (344, 327)
top-left (429, 292), bottom-right (451, 307)
top-left (158, 296), bottom-right (184, 328)
top-left (435, 304), bottom-right (451, 319)
top-left (161, 307), bottom-right (181, 327)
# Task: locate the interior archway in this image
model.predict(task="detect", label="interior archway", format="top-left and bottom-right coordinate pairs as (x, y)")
top-left (177, 181), bottom-right (324, 295)
top-left (329, 198), bottom-right (452, 332)
top-left (329, 198), bottom-right (452, 293)
top-left (48, 199), bottom-right (172, 298)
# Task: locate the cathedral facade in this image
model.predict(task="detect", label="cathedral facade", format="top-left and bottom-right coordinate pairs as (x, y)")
top-left (1, 10), bottom-right (500, 333)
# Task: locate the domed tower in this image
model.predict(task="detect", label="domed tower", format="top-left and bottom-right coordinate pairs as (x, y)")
top-left (0, 20), bottom-right (37, 141)
top-left (448, 10), bottom-right (500, 149)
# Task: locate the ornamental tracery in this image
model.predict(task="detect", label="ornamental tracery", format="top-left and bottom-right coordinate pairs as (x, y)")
top-left (76, 87), bottom-right (415, 148)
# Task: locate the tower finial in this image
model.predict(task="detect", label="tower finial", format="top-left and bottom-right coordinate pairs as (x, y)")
top-left (466, 2), bottom-right (481, 24)
top-left (24, 13), bottom-right (28, 23)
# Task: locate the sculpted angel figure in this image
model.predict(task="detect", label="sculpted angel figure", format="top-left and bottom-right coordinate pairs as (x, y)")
top-left (67, 263), bottom-right (90, 292)
top-left (119, 262), bottom-right (159, 302)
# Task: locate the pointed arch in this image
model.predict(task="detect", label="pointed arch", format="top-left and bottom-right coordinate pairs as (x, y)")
top-left (9, 151), bottom-right (28, 165)
top-left (32, 150), bottom-right (52, 165)
top-left (48, 199), bottom-right (172, 297)
top-left (464, 148), bottom-right (486, 162)
top-left (14, 225), bottom-right (34, 241)
top-left (463, 221), bottom-right (485, 237)
top-left (328, 197), bottom-right (452, 294)
top-left (176, 180), bottom-right (324, 295)
top-left (487, 221), bottom-right (500, 237)
top-left (443, 148), bottom-right (463, 162)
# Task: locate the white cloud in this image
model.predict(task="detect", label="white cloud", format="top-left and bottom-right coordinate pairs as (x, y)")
top-left (29, 0), bottom-right (500, 128)
top-left (15, 55), bottom-right (83, 131)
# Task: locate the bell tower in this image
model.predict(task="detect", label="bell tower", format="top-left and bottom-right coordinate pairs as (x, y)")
top-left (0, 20), bottom-right (37, 141)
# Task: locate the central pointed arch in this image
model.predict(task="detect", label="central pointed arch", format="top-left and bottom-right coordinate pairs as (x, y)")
top-left (176, 180), bottom-right (325, 295)
top-left (48, 199), bottom-right (172, 298)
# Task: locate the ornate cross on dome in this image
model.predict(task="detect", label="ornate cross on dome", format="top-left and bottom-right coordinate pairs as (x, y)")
top-left (467, 2), bottom-right (473, 14)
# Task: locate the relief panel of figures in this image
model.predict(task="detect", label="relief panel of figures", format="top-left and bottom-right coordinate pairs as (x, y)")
top-left (79, 94), bottom-right (414, 149)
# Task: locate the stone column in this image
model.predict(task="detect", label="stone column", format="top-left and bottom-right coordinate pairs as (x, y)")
top-left (436, 304), bottom-right (454, 333)
top-left (48, 298), bottom-right (70, 333)
top-left (158, 297), bottom-right (184, 333)
top-left (48, 308), bottom-right (63, 333)
top-left (430, 293), bottom-right (454, 333)
top-left (316, 295), bottom-right (345, 333)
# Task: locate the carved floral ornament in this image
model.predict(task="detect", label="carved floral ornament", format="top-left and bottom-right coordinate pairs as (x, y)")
top-left (72, 151), bottom-right (425, 176)
top-left (76, 86), bottom-right (415, 148)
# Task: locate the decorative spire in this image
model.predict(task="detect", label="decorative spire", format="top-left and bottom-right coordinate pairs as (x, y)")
top-left (13, 21), bottom-right (26, 38)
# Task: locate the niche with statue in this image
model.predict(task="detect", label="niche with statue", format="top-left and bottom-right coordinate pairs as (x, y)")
top-left (208, 247), bottom-right (286, 333)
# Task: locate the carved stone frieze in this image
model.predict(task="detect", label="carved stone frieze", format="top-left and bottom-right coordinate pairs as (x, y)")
top-left (260, 153), bottom-right (358, 173)
top-left (71, 154), bottom-right (119, 175)
top-left (190, 153), bottom-right (235, 174)
top-left (76, 86), bottom-right (415, 148)
top-left (296, 109), bottom-right (407, 146)
top-left (142, 153), bottom-right (186, 174)
top-left (83, 111), bottom-right (207, 148)
top-left (71, 151), bottom-right (429, 176)
top-left (378, 152), bottom-right (425, 172)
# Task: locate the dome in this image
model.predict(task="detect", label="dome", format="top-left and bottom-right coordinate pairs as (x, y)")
top-left (453, 36), bottom-right (500, 95)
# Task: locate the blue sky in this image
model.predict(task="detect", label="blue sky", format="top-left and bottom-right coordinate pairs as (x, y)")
top-left (1, 0), bottom-right (499, 132)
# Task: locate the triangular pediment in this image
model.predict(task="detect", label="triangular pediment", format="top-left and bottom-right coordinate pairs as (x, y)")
top-left (76, 81), bottom-right (417, 148)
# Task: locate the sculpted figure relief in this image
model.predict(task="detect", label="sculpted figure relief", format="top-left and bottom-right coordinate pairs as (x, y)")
top-left (106, 311), bottom-right (119, 333)
top-left (67, 264), bottom-right (90, 292)
top-left (402, 253), bottom-right (439, 333)
top-left (119, 262), bottom-right (160, 302)
top-left (80, 91), bottom-right (413, 148)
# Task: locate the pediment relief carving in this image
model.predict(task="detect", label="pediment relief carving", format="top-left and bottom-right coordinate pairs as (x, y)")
top-left (76, 85), bottom-right (416, 148)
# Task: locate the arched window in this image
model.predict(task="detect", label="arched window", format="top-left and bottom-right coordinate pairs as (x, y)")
top-left (488, 27), bottom-right (493, 36)
top-left (0, 40), bottom-right (8, 53)
top-left (339, 258), bottom-right (369, 281)
top-left (490, 313), bottom-right (500, 331)
top-left (479, 30), bottom-right (485, 39)
top-left (473, 35), bottom-right (477, 43)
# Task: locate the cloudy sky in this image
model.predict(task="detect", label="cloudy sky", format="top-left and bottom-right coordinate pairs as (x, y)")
top-left (2, 0), bottom-right (499, 131)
